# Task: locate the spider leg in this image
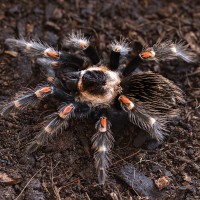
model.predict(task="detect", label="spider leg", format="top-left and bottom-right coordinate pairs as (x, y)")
top-left (118, 95), bottom-right (165, 141)
top-left (27, 102), bottom-right (90, 153)
top-left (123, 55), bottom-right (143, 76)
top-left (0, 85), bottom-right (74, 116)
top-left (109, 38), bottom-right (130, 70)
top-left (91, 115), bottom-right (114, 185)
top-left (65, 31), bottom-right (100, 65)
top-left (5, 39), bottom-right (85, 68)
top-left (36, 58), bottom-right (61, 86)
top-left (27, 103), bottom-right (74, 153)
top-left (123, 40), bottom-right (195, 76)
top-left (119, 72), bottom-right (185, 141)
top-left (139, 40), bottom-right (195, 63)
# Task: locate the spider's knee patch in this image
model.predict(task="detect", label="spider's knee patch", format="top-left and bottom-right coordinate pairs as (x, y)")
top-left (99, 116), bottom-right (107, 132)
top-left (34, 86), bottom-right (52, 98)
top-left (58, 104), bottom-right (75, 119)
top-left (118, 95), bottom-right (134, 110)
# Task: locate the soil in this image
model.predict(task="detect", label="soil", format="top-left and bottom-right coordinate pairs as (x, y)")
top-left (0, 0), bottom-right (199, 199)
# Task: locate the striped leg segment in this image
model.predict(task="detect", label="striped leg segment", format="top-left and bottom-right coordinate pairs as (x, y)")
top-left (91, 116), bottom-right (114, 185)
top-left (5, 39), bottom-right (60, 58)
top-left (123, 40), bottom-right (195, 76)
top-left (139, 41), bottom-right (195, 62)
top-left (27, 103), bottom-right (75, 153)
top-left (5, 39), bottom-right (85, 69)
top-left (118, 95), bottom-right (165, 141)
top-left (65, 31), bottom-right (100, 64)
top-left (0, 86), bottom-right (74, 116)
top-left (1, 86), bottom-right (52, 116)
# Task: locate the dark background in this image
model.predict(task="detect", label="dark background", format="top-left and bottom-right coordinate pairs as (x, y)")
top-left (0, 0), bottom-right (199, 199)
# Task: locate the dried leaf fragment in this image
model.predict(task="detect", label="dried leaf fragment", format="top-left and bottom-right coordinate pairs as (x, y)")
top-left (155, 176), bottom-right (171, 190)
top-left (0, 172), bottom-right (21, 185)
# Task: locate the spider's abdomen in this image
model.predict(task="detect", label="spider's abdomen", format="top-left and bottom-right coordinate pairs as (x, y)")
top-left (77, 66), bottom-right (121, 106)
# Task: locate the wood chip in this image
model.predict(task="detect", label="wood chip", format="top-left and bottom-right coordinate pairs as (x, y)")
top-left (4, 50), bottom-right (18, 57)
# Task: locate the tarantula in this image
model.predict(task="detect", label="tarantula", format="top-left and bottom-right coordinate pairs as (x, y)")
top-left (1, 32), bottom-right (193, 185)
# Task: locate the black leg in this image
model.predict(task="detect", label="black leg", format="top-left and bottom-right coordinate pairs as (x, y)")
top-left (110, 51), bottom-right (120, 70)
top-left (65, 32), bottom-right (100, 65)
top-left (109, 38), bottom-right (130, 70)
top-left (83, 45), bottom-right (100, 65)
top-left (123, 55), bottom-right (143, 76)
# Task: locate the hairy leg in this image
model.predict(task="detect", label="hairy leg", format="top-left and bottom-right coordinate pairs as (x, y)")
top-left (64, 31), bottom-right (100, 65)
top-left (109, 38), bottom-right (130, 70)
top-left (91, 115), bottom-right (114, 185)
top-left (123, 40), bottom-right (195, 76)
top-left (27, 102), bottom-right (90, 153)
top-left (0, 85), bottom-right (74, 116)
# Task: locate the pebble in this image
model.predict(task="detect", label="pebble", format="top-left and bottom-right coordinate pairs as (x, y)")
top-left (24, 178), bottom-right (45, 200)
top-left (19, 154), bottom-right (36, 166)
top-left (117, 165), bottom-right (165, 199)
top-left (29, 178), bottom-right (42, 190)
top-left (7, 5), bottom-right (20, 15)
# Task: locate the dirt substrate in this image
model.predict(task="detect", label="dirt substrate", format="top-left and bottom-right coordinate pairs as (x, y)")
top-left (0, 0), bottom-right (199, 199)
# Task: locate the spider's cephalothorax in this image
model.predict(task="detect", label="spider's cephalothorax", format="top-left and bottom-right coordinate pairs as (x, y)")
top-left (77, 66), bottom-right (121, 106)
top-left (1, 32), bottom-right (194, 185)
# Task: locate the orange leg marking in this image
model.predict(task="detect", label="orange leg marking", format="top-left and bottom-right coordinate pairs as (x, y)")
top-left (47, 51), bottom-right (59, 58)
top-left (119, 95), bottom-right (134, 110)
top-left (101, 117), bottom-right (107, 128)
top-left (39, 87), bottom-right (51, 93)
top-left (35, 87), bottom-right (52, 98)
top-left (140, 51), bottom-right (153, 59)
top-left (59, 104), bottom-right (74, 119)
top-left (62, 104), bottom-right (74, 115)
top-left (119, 95), bottom-right (132, 104)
